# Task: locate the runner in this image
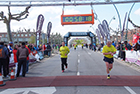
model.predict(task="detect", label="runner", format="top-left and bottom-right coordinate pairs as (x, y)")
top-left (59, 41), bottom-right (70, 73)
top-left (102, 40), bottom-right (117, 79)
top-left (74, 44), bottom-right (77, 50)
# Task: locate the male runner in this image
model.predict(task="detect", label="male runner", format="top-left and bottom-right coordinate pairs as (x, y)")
top-left (102, 40), bottom-right (117, 79)
top-left (59, 41), bottom-right (70, 72)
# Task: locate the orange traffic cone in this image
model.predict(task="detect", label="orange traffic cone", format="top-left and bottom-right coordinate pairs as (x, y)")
top-left (9, 69), bottom-right (16, 81)
top-left (0, 73), bottom-right (6, 86)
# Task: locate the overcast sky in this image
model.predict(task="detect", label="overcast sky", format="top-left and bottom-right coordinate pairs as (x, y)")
top-left (0, 2), bottom-right (140, 36)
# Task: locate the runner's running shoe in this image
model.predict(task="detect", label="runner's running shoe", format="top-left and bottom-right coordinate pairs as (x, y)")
top-left (107, 75), bottom-right (110, 79)
top-left (62, 70), bottom-right (64, 73)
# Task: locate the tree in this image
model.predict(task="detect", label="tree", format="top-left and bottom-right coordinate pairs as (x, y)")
top-left (29, 36), bottom-right (36, 44)
top-left (0, 6), bottom-right (31, 42)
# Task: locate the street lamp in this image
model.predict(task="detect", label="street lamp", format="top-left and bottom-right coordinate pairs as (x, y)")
top-left (90, 26), bottom-right (96, 34)
top-left (109, 16), bottom-right (115, 26)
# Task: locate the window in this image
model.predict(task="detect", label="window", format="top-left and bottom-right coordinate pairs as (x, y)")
top-left (21, 34), bottom-right (24, 37)
top-left (14, 34), bottom-right (16, 37)
top-left (17, 34), bottom-right (20, 37)
top-left (19, 38), bottom-right (22, 41)
top-left (29, 34), bottom-right (31, 36)
top-left (2, 34), bottom-right (4, 37)
top-left (5, 35), bottom-right (7, 37)
top-left (25, 34), bottom-right (28, 37)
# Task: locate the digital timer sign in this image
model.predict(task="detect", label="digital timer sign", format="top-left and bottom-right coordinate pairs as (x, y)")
top-left (63, 16), bottom-right (92, 22)
top-left (61, 13), bottom-right (94, 25)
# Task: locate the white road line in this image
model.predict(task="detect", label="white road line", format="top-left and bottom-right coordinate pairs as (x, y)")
top-left (88, 52), bottom-right (91, 55)
top-left (124, 86), bottom-right (137, 94)
top-left (78, 54), bottom-right (80, 57)
top-left (0, 87), bottom-right (56, 94)
top-left (78, 59), bottom-right (80, 63)
top-left (77, 72), bottom-right (80, 76)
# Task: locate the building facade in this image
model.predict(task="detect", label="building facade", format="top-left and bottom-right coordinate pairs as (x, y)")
top-left (0, 32), bottom-right (36, 43)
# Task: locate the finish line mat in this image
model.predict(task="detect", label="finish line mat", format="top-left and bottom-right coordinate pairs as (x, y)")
top-left (0, 75), bottom-right (140, 89)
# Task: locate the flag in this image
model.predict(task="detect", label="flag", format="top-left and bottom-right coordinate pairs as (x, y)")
top-left (47, 22), bottom-right (52, 43)
top-left (133, 34), bottom-right (139, 44)
top-left (36, 14), bottom-right (44, 46)
top-left (102, 20), bottom-right (110, 40)
top-left (96, 29), bottom-right (101, 44)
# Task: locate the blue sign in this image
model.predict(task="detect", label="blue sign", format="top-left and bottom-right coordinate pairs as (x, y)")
top-left (70, 32), bottom-right (88, 36)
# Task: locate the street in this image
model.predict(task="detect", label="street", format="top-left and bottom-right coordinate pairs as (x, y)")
top-left (0, 46), bottom-right (140, 94)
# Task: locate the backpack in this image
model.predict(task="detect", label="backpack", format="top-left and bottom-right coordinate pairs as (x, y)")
top-left (0, 47), bottom-right (5, 58)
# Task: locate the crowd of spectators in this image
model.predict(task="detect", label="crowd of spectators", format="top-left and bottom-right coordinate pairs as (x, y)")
top-left (0, 41), bottom-right (56, 78)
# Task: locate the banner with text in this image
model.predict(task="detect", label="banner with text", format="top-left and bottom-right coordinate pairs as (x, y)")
top-left (36, 14), bottom-right (44, 46)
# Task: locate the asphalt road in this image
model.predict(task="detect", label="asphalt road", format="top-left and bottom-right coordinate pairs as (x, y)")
top-left (0, 46), bottom-right (140, 94)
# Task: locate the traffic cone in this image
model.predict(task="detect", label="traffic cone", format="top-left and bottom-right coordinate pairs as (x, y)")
top-left (9, 69), bottom-right (16, 81)
top-left (0, 73), bottom-right (6, 86)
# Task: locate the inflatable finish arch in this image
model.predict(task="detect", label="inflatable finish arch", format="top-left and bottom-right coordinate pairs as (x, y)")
top-left (64, 32), bottom-right (96, 48)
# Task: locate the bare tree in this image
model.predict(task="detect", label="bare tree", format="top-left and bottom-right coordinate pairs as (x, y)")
top-left (0, 6), bottom-right (31, 42)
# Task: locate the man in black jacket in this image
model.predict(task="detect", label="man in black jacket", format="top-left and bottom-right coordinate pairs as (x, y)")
top-left (0, 42), bottom-right (9, 77)
top-left (47, 42), bottom-right (52, 57)
top-left (16, 42), bottom-right (29, 77)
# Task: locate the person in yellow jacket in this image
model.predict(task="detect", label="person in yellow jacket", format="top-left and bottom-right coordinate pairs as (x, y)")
top-left (82, 44), bottom-right (83, 49)
top-left (74, 44), bottom-right (77, 50)
top-left (60, 41), bottom-right (70, 72)
top-left (102, 40), bottom-right (117, 79)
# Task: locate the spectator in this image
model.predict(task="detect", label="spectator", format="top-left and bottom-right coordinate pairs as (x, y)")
top-left (47, 42), bottom-right (52, 57)
top-left (8, 42), bottom-right (13, 56)
top-left (120, 41), bottom-right (126, 61)
top-left (26, 44), bottom-right (31, 73)
top-left (134, 38), bottom-right (140, 51)
top-left (16, 42), bottom-right (29, 77)
top-left (112, 41), bottom-right (116, 47)
top-left (5, 44), bottom-right (10, 77)
top-left (13, 45), bottom-right (18, 75)
top-left (0, 42), bottom-right (9, 77)
top-left (43, 44), bottom-right (47, 55)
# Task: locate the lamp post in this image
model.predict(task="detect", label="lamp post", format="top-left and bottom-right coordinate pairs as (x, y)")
top-left (90, 26), bottom-right (96, 34)
top-left (109, 16), bottom-right (115, 26)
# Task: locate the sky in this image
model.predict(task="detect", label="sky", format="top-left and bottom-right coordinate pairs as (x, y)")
top-left (0, 1), bottom-right (140, 37)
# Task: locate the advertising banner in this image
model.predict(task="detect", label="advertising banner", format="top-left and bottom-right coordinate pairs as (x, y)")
top-left (98, 24), bottom-right (106, 44)
top-left (96, 29), bottom-right (101, 44)
top-left (133, 34), bottom-right (139, 44)
top-left (47, 22), bottom-right (52, 43)
top-left (36, 14), bottom-right (44, 46)
top-left (121, 12), bottom-right (127, 41)
top-left (102, 20), bottom-right (110, 40)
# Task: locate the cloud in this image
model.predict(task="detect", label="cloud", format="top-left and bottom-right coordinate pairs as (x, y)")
top-left (134, 8), bottom-right (140, 16)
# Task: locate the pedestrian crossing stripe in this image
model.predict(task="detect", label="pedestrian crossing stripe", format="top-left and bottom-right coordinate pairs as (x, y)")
top-left (0, 87), bottom-right (56, 94)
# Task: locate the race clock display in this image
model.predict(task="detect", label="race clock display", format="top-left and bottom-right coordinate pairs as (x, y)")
top-left (61, 13), bottom-right (94, 25)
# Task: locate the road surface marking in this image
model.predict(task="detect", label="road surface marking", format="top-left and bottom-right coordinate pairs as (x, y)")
top-left (88, 52), bottom-right (91, 55)
top-left (124, 86), bottom-right (137, 94)
top-left (78, 54), bottom-right (80, 57)
top-left (77, 72), bottom-right (80, 76)
top-left (78, 59), bottom-right (80, 63)
top-left (0, 87), bottom-right (56, 94)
